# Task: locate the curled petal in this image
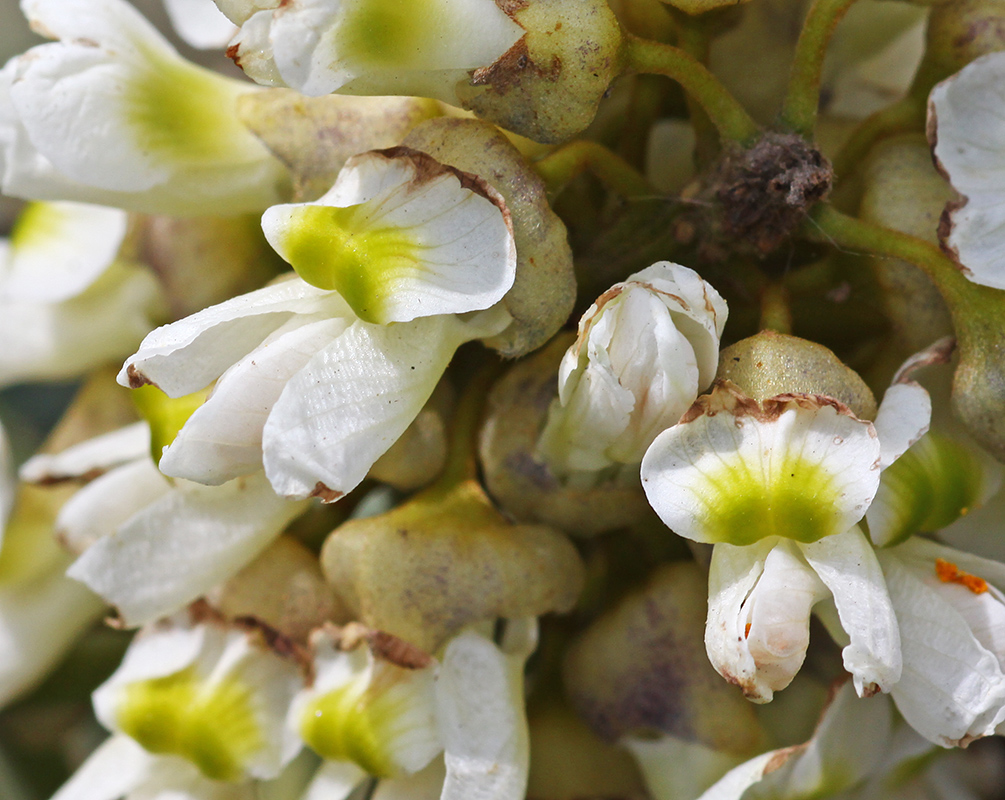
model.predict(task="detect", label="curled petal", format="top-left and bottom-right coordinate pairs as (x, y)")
top-left (263, 148), bottom-right (516, 324)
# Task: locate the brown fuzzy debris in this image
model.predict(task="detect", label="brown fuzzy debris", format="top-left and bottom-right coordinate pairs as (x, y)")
top-left (712, 132), bottom-right (833, 255)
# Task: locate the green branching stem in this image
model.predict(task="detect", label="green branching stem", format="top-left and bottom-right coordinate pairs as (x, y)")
top-left (800, 205), bottom-right (984, 349)
top-left (433, 362), bottom-right (502, 491)
top-left (830, 95), bottom-right (926, 180)
top-left (670, 10), bottom-right (720, 167)
top-left (534, 140), bottom-right (656, 200)
top-left (623, 35), bottom-right (761, 145)
top-left (780, 0), bottom-right (861, 138)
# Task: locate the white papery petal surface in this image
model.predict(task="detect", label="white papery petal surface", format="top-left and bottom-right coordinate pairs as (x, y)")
top-left (68, 472), bottom-right (307, 626)
top-left (930, 51), bottom-right (1005, 289)
top-left (0, 201), bottom-right (127, 303)
top-left (266, 0), bottom-right (523, 98)
top-left (262, 312), bottom-right (501, 501)
top-left (19, 421), bottom-right (150, 485)
top-left (53, 458), bottom-right (171, 554)
top-left (642, 386), bottom-right (881, 546)
top-left (707, 539), bottom-right (828, 703)
top-left (50, 735), bottom-right (154, 800)
top-left (6, 0), bottom-right (286, 215)
top-left (881, 545), bottom-right (1005, 746)
top-left (163, 0), bottom-right (238, 49)
top-left (263, 149), bottom-right (516, 325)
top-left (0, 259), bottom-right (162, 388)
top-left (436, 631), bottom-right (530, 800)
top-left (118, 278), bottom-right (342, 397)
top-left (160, 315), bottom-right (353, 484)
top-left (800, 526), bottom-right (901, 696)
top-left (301, 761), bottom-right (367, 800)
top-left (873, 382), bottom-right (932, 470)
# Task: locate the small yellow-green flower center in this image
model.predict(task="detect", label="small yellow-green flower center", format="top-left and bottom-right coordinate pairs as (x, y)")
top-left (9, 202), bottom-right (65, 252)
top-left (300, 675), bottom-right (396, 777)
top-left (117, 667), bottom-right (263, 781)
top-left (132, 384), bottom-right (210, 466)
top-left (280, 204), bottom-right (421, 324)
top-left (125, 47), bottom-right (254, 166)
top-left (338, 0), bottom-right (445, 70)
top-left (697, 455), bottom-right (842, 545)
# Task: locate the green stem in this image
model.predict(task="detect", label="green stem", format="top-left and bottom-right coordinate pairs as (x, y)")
top-left (534, 140), bottom-right (656, 200)
top-left (623, 34), bottom-right (761, 145)
top-left (670, 10), bottom-right (720, 167)
top-left (801, 205), bottom-right (971, 338)
top-left (760, 283), bottom-right (794, 334)
top-left (830, 95), bottom-right (926, 180)
top-left (779, 0), bottom-right (860, 137)
top-left (434, 363), bottom-right (501, 491)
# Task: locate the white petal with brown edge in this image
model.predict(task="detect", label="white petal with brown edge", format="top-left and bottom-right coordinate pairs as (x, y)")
top-left (641, 384), bottom-right (882, 546)
top-left (930, 51), bottom-right (1005, 290)
top-left (262, 148), bottom-right (516, 325)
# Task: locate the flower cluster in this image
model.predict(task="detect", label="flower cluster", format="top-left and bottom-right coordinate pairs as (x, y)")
top-left (3, 0), bottom-right (1005, 799)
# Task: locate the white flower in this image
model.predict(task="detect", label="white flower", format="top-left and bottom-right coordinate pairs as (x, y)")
top-left (1, 0), bottom-right (287, 215)
top-left (219, 0), bottom-right (524, 102)
top-left (0, 201), bottom-right (163, 388)
top-left (292, 620), bottom-right (537, 800)
top-left (119, 148), bottom-right (515, 502)
top-left (929, 50), bottom-right (1005, 290)
top-left (641, 362), bottom-right (934, 702)
top-left (536, 262), bottom-right (727, 477)
top-left (877, 537), bottom-right (1005, 747)
top-left (90, 618), bottom-right (304, 781)
top-left (0, 421), bottom-right (106, 708)
top-left (21, 422), bottom-right (309, 627)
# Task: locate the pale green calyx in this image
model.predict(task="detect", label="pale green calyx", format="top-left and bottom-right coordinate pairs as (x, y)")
top-left (262, 147), bottom-right (517, 325)
top-left (641, 383), bottom-right (883, 546)
top-left (295, 627), bottom-right (440, 778)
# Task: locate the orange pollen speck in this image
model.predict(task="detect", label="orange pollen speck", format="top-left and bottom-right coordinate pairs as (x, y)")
top-left (935, 558), bottom-right (988, 594)
top-left (744, 623), bottom-right (752, 639)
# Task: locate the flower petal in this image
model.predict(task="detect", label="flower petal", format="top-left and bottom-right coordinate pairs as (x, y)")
top-left (19, 421), bottom-right (150, 485)
top-left (881, 548), bottom-right (1005, 746)
top-left (118, 278), bottom-right (343, 397)
top-left (301, 760), bottom-right (367, 800)
top-left (642, 385), bottom-right (881, 546)
top-left (263, 148), bottom-right (516, 324)
top-left (929, 51), bottom-right (1005, 289)
top-left (800, 526), bottom-right (902, 695)
top-left (267, 0), bottom-right (523, 98)
top-left (0, 260), bottom-right (163, 388)
top-left (52, 458), bottom-right (171, 554)
top-left (160, 315), bottom-right (352, 485)
top-left (436, 630), bottom-right (531, 800)
top-left (162, 0), bottom-right (238, 49)
top-left (0, 201), bottom-right (128, 303)
top-left (262, 314), bottom-right (479, 501)
top-left (67, 472), bottom-right (307, 625)
top-left (9, 0), bottom-right (287, 215)
top-left (707, 539), bottom-right (828, 703)
top-left (50, 735), bottom-right (153, 800)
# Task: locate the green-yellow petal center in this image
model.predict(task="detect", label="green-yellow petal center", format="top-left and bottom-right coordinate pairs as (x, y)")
top-left (117, 666), bottom-right (263, 781)
top-left (132, 384), bottom-right (210, 466)
top-left (280, 204), bottom-right (421, 324)
top-left (697, 454), bottom-right (842, 545)
top-left (338, 0), bottom-right (444, 70)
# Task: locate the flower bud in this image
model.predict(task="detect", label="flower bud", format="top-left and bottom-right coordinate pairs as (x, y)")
top-left (454, 0), bottom-right (624, 143)
top-left (537, 262), bottom-right (727, 475)
top-left (715, 331), bottom-right (878, 420)
top-left (320, 479), bottom-right (584, 653)
top-left (479, 336), bottom-right (653, 537)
